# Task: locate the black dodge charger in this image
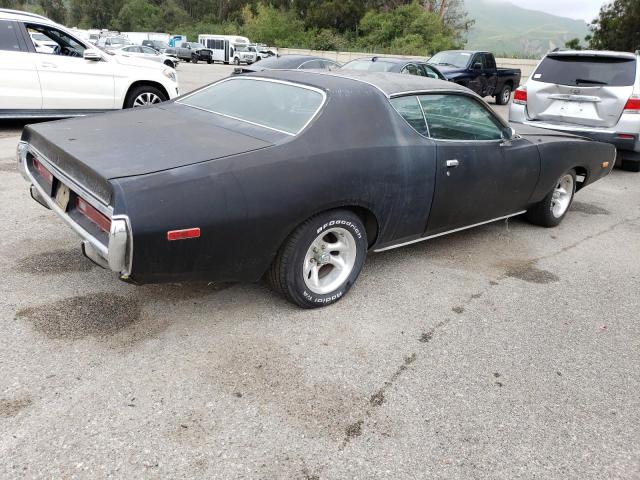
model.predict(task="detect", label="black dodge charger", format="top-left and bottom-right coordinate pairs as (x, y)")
top-left (17, 71), bottom-right (616, 308)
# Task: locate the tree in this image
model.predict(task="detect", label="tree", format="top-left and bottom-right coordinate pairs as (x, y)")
top-left (589, 0), bottom-right (640, 52)
top-left (358, 1), bottom-right (460, 55)
top-left (38, 0), bottom-right (66, 23)
top-left (564, 38), bottom-right (582, 50)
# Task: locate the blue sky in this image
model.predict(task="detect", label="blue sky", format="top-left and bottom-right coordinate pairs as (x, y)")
top-left (508, 0), bottom-right (606, 22)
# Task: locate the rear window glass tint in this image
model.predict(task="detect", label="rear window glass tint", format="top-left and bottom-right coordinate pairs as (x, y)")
top-left (180, 78), bottom-right (324, 135)
top-left (342, 60), bottom-right (395, 72)
top-left (390, 96), bottom-right (428, 136)
top-left (533, 55), bottom-right (636, 87)
top-left (0, 20), bottom-right (21, 52)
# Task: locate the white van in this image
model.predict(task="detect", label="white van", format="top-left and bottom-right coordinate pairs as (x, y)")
top-left (198, 34), bottom-right (256, 65)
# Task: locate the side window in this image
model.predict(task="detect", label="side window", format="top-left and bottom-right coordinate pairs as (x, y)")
top-left (390, 96), bottom-right (428, 136)
top-left (141, 46), bottom-right (155, 54)
top-left (0, 20), bottom-right (22, 52)
top-left (26, 25), bottom-right (86, 57)
top-left (421, 65), bottom-right (440, 79)
top-left (401, 64), bottom-right (422, 76)
top-left (323, 61), bottom-right (340, 71)
top-left (472, 54), bottom-right (486, 69)
top-left (299, 60), bottom-right (323, 69)
top-left (419, 94), bottom-right (503, 141)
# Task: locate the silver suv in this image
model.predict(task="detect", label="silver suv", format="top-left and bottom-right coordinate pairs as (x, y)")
top-left (510, 50), bottom-right (640, 171)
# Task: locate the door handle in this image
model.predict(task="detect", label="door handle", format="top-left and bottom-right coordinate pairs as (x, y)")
top-left (446, 159), bottom-right (459, 168)
top-left (40, 62), bottom-right (58, 68)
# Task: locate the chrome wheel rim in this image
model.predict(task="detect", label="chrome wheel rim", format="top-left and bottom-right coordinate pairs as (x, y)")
top-left (303, 227), bottom-right (357, 295)
top-left (502, 88), bottom-right (511, 104)
top-left (133, 92), bottom-right (162, 107)
top-left (551, 174), bottom-right (574, 218)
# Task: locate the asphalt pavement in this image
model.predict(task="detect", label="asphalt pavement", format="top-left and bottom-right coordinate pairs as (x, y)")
top-left (0, 63), bottom-right (638, 479)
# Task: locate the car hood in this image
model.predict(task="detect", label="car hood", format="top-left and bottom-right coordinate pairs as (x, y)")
top-left (22, 105), bottom-right (275, 202)
top-left (427, 64), bottom-right (464, 76)
top-left (110, 54), bottom-right (165, 70)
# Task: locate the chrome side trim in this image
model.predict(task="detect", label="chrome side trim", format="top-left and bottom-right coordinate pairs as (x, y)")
top-left (373, 211), bottom-right (527, 252)
top-left (21, 148), bottom-right (132, 276)
top-left (27, 144), bottom-right (113, 215)
top-left (176, 76), bottom-right (327, 136)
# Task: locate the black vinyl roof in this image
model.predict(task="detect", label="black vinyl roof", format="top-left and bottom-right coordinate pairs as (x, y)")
top-left (250, 69), bottom-right (469, 97)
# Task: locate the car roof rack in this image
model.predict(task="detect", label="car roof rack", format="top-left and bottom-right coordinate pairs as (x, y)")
top-left (0, 8), bottom-right (50, 21)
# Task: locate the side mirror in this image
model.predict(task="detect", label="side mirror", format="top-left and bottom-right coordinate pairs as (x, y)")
top-left (83, 49), bottom-right (102, 61)
top-left (502, 127), bottom-right (516, 141)
top-left (473, 62), bottom-right (482, 70)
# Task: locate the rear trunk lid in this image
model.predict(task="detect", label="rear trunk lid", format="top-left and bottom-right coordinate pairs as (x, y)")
top-left (22, 104), bottom-right (276, 205)
top-left (526, 53), bottom-right (636, 128)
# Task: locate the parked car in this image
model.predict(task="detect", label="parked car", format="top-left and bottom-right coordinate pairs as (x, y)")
top-left (141, 39), bottom-right (171, 53)
top-left (17, 70), bottom-right (615, 307)
top-left (0, 9), bottom-right (179, 117)
top-left (96, 35), bottom-right (132, 51)
top-left (115, 45), bottom-right (179, 69)
top-left (249, 43), bottom-right (276, 61)
top-left (233, 54), bottom-right (340, 74)
top-left (428, 50), bottom-right (521, 105)
top-left (510, 49), bottom-right (640, 172)
top-left (174, 42), bottom-right (213, 63)
top-left (341, 56), bottom-right (446, 80)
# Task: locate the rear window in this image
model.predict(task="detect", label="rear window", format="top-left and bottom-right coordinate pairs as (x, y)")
top-left (342, 59), bottom-right (395, 72)
top-left (533, 55), bottom-right (637, 87)
top-left (179, 78), bottom-right (325, 135)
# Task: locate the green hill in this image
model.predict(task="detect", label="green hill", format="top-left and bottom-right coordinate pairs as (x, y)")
top-left (464, 0), bottom-right (590, 57)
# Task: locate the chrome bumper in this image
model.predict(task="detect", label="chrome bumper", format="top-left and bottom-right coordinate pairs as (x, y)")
top-left (17, 141), bottom-right (133, 277)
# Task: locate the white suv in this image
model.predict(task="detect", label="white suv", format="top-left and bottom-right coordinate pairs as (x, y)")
top-left (510, 50), bottom-right (640, 172)
top-left (0, 9), bottom-right (179, 118)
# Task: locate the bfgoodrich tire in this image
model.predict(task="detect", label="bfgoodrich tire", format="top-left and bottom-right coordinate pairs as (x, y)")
top-left (526, 169), bottom-right (576, 227)
top-left (269, 210), bottom-right (367, 308)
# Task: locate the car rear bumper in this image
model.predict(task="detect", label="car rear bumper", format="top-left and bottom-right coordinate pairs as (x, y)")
top-left (17, 141), bottom-right (133, 277)
top-left (510, 104), bottom-right (640, 153)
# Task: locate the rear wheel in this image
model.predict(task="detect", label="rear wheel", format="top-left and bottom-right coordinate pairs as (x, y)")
top-left (526, 169), bottom-right (576, 227)
top-left (495, 84), bottom-right (512, 105)
top-left (269, 210), bottom-right (367, 308)
top-left (124, 85), bottom-right (167, 109)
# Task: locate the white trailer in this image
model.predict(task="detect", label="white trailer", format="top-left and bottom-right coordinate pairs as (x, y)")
top-left (123, 32), bottom-right (171, 46)
top-left (197, 34), bottom-right (256, 64)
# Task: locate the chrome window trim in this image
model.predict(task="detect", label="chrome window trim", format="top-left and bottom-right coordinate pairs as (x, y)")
top-left (27, 144), bottom-right (112, 215)
top-left (389, 91), bottom-right (509, 143)
top-left (176, 76), bottom-right (327, 136)
top-left (374, 211), bottom-right (527, 252)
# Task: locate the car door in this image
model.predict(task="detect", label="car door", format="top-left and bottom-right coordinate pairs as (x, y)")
top-left (468, 53), bottom-right (487, 96)
top-left (420, 93), bottom-right (539, 235)
top-left (0, 19), bottom-right (42, 110)
top-left (25, 22), bottom-right (115, 110)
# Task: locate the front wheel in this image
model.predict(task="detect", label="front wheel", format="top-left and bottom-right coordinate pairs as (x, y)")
top-left (269, 210), bottom-right (367, 308)
top-left (191, 55), bottom-right (198, 64)
top-left (124, 85), bottom-right (167, 109)
top-left (495, 85), bottom-right (512, 105)
top-left (234, 57), bottom-right (240, 66)
top-left (526, 169), bottom-right (576, 227)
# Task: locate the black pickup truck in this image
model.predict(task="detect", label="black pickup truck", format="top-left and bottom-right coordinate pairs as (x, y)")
top-left (428, 50), bottom-right (521, 105)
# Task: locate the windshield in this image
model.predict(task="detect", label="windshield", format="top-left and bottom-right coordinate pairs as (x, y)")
top-left (428, 51), bottom-right (471, 68)
top-left (342, 59), bottom-right (395, 72)
top-left (532, 55), bottom-right (636, 87)
top-left (235, 45), bottom-right (249, 52)
top-left (179, 78), bottom-right (325, 135)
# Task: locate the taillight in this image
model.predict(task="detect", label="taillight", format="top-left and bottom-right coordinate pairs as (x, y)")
top-left (623, 95), bottom-right (640, 113)
top-left (76, 197), bottom-right (111, 233)
top-left (513, 86), bottom-right (527, 105)
top-left (167, 228), bottom-right (201, 241)
top-left (32, 158), bottom-right (53, 184)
